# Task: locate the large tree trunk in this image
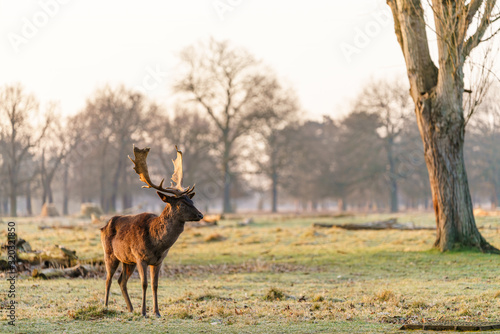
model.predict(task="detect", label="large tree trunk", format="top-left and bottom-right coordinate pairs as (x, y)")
top-left (26, 180), bottom-right (32, 216)
top-left (100, 171), bottom-right (106, 212)
top-left (41, 153), bottom-right (47, 205)
top-left (48, 185), bottom-right (53, 204)
top-left (386, 136), bottom-right (398, 213)
top-left (99, 142), bottom-right (109, 213)
top-left (9, 174), bottom-right (17, 217)
top-left (492, 179), bottom-right (500, 209)
top-left (2, 198), bottom-right (8, 215)
top-left (223, 165), bottom-right (232, 213)
top-left (122, 193), bottom-right (132, 211)
top-left (418, 98), bottom-right (494, 251)
top-left (44, 161), bottom-right (62, 205)
top-left (110, 143), bottom-right (127, 213)
top-left (339, 198), bottom-right (347, 212)
top-left (222, 138), bottom-right (232, 213)
top-left (63, 163), bottom-right (69, 215)
top-left (271, 169), bottom-right (278, 213)
top-left (389, 179), bottom-right (398, 213)
top-left (387, 0), bottom-right (499, 253)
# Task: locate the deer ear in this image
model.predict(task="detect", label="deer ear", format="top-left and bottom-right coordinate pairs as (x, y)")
top-left (157, 191), bottom-right (176, 204)
top-left (188, 192), bottom-right (195, 199)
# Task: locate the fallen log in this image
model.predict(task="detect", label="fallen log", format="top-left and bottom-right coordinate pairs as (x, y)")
top-left (38, 225), bottom-right (80, 230)
top-left (313, 218), bottom-right (434, 231)
top-left (32, 264), bottom-right (94, 279)
top-left (38, 225), bottom-right (54, 230)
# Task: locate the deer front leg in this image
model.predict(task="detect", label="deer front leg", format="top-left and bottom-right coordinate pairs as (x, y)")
top-left (136, 261), bottom-right (148, 316)
top-left (150, 264), bottom-right (162, 317)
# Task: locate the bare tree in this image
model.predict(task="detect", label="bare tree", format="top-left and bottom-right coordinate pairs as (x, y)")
top-left (0, 148), bottom-right (8, 215)
top-left (281, 118), bottom-right (338, 211)
top-left (174, 38), bottom-right (280, 213)
top-left (152, 109), bottom-right (217, 197)
top-left (387, 0), bottom-right (500, 252)
top-left (253, 85), bottom-right (300, 212)
top-left (333, 112), bottom-right (386, 211)
top-left (0, 83), bottom-right (50, 216)
top-left (39, 103), bottom-right (82, 208)
top-left (465, 87), bottom-right (500, 208)
top-left (354, 78), bottom-right (413, 212)
top-left (76, 85), bottom-right (150, 213)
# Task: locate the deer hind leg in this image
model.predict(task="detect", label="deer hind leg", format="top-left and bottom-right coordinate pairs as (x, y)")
top-left (118, 263), bottom-right (136, 312)
top-left (136, 261), bottom-right (149, 316)
top-left (104, 256), bottom-right (120, 307)
top-left (150, 264), bottom-right (162, 317)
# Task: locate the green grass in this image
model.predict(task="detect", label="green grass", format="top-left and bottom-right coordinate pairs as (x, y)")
top-left (1, 213), bottom-right (500, 333)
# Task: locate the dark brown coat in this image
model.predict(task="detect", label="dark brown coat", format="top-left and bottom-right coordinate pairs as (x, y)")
top-left (100, 192), bottom-right (203, 316)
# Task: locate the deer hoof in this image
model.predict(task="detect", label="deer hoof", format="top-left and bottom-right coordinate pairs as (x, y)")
top-left (155, 312), bottom-right (161, 318)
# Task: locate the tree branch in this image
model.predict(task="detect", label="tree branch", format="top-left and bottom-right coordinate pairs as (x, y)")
top-left (463, 0), bottom-right (496, 58)
top-left (466, 0), bottom-right (485, 24)
top-left (387, 0), bottom-right (438, 100)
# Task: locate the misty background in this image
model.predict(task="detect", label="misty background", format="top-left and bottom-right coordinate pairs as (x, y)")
top-left (0, 0), bottom-right (499, 216)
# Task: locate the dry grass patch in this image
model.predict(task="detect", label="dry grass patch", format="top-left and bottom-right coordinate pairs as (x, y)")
top-left (410, 299), bottom-right (429, 309)
top-left (194, 293), bottom-right (232, 302)
top-left (375, 289), bottom-right (395, 302)
top-left (312, 295), bottom-right (325, 302)
top-left (263, 287), bottom-right (286, 301)
top-left (68, 304), bottom-right (118, 320)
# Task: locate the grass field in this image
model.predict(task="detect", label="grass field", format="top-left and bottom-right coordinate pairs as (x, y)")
top-left (1, 212), bottom-right (500, 333)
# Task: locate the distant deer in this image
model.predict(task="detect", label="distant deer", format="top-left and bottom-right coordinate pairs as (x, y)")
top-left (101, 146), bottom-right (203, 317)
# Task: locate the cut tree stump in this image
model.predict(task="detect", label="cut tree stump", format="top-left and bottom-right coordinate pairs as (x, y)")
top-left (313, 218), bottom-right (434, 231)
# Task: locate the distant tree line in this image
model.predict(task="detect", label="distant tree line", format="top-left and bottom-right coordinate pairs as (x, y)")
top-left (0, 39), bottom-right (498, 216)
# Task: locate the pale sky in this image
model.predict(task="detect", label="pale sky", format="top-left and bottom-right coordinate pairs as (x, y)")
top-left (0, 0), bottom-right (411, 120)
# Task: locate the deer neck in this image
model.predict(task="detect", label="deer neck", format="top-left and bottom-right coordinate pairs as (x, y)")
top-left (149, 204), bottom-right (185, 249)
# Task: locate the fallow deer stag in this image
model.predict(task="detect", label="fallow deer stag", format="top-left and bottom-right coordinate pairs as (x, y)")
top-left (101, 145), bottom-right (203, 317)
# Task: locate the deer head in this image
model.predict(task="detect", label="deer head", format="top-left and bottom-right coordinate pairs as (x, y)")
top-left (128, 145), bottom-right (203, 221)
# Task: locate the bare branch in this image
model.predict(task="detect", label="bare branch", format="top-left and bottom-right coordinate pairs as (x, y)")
top-left (463, 0), bottom-right (497, 58)
top-left (466, 0), bottom-right (485, 25)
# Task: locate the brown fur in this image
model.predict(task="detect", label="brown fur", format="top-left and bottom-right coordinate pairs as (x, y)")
top-left (100, 192), bottom-right (203, 317)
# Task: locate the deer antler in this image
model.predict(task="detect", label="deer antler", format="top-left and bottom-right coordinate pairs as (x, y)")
top-left (128, 145), bottom-right (194, 197)
top-left (170, 145), bottom-right (184, 190)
